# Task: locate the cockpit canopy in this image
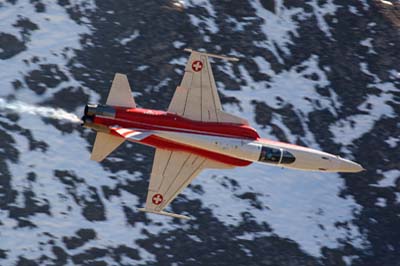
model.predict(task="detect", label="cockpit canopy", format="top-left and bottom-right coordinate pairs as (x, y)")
top-left (258, 146), bottom-right (296, 164)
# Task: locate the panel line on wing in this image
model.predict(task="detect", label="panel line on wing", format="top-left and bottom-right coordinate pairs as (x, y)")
top-left (164, 153), bottom-right (192, 192)
top-left (182, 70), bottom-right (194, 116)
top-left (160, 157), bottom-right (207, 209)
top-left (158, 154), bottom-right (199, 210)
top-left (207, 58), bottom-right (219, 122)
top-left (155, 150), bottom-right (173, 192)
top-left (155, 153), bottom-right (193, 211)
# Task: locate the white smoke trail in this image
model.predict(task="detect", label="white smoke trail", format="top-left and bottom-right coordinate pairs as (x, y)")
top-left (0, 98), bottom-right (81, 123)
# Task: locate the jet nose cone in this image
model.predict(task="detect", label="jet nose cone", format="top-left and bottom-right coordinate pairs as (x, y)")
top-left (337, 158), bottom-right (364, 173)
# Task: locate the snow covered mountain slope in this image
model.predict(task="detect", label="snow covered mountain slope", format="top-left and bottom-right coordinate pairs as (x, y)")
top-left (0, 0), bottom-right (399, 265)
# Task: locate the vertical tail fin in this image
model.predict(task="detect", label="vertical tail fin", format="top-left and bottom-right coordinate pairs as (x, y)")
top-left (106, 73), bottom-right (136, 108)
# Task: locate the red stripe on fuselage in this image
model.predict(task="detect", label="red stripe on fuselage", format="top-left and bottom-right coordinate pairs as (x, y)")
top-left (94, 107), bottom-right (256, 167)
top-left (94, 107), bottom-right (259, 139)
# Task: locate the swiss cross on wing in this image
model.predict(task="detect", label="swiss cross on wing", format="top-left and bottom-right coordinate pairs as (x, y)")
top-left (191, 60), bottom-right (203, 72)
top-left (152, 193), bottom-right (163, 205)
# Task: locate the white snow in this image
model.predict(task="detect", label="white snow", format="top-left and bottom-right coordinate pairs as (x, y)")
top-left (360, 62), bottom-right (380, 82)
top-left (192, 162), bottom-right (365, 257)
top-left (251, 0), bottom-right (302, 61)
top-left (385, 136), bottom-right (398, 148)
top-left (0, 0), bottom-right (98, 104)
top-left (360, 38), bottom-right (377, 54)
top-left (330, 82), bottom-right (396, 148)
top-left (0, 1), bottom-right (171, 264)
top-left (306, 0), bottom-right (340, 39)
top-left (119, 30), bottom-right (140, 45)
top-left (0, 102), bottom-right (176, 264)
top-left (373, 169), bottom-right (400, 187)
top-left (343, 255), bottom-right (359, 266)
top-left (375, 197), bottom-right (387, 207)
top-left (359, 0), bottom-right (370, 10)
top-left (187, 0), bottom-right (219, 35)
top-left (173, 40), bottom-right (185, 49)
top-left (348, 5), bottom-right (360, 15)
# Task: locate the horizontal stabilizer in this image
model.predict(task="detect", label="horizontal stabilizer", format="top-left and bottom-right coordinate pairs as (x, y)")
top-left (90, 132), bottom-right (124, 162)
top-left (183, 48), bottom-right (239, 61)
top-left (138, 208), bottom-right (190, 220)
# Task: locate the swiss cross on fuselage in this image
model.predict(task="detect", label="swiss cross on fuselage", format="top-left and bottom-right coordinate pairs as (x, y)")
top-left (192, 60), bottom-right (203, 72)
top-left (152, 193), bottom-right (163, 205)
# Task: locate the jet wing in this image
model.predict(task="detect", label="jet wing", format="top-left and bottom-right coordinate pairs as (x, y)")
top-left (139, 148), bottom-right (233, 219)
top-left (168, 49), bottom-right (248, 125)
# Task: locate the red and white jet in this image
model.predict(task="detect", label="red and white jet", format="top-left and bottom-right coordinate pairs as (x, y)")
top-left (82, 49), bottom-right (364, 219)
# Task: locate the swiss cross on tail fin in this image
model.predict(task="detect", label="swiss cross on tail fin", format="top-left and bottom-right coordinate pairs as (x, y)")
top-left (167, 49), bottom-right (248, 125)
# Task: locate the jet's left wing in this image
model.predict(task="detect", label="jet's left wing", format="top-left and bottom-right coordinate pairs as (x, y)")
top-left (139, 148), bottom-right (234, 219)
top-left (168, 49), bottom-right (248, 125)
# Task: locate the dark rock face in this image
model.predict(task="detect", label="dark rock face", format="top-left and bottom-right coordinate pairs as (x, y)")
top-left (63, 228), bottom-right (96, 249)
top-left (25, 64), bottom-right (69, 95)
top-left (13, 17), bottom-right (39, 40)
top-left (0, 33), bottom-right (26, 59)
top-left (0, 0), bottom-right (399, 265)
top-left (54, 170), bottom-right (106, 222)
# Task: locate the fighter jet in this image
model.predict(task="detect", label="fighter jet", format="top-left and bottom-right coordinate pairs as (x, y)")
top-left (81, 49), bottom-right (364, 219)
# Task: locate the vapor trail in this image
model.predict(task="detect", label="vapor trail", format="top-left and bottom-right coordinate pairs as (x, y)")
top-left (0, 98), bottom-right (81, 123)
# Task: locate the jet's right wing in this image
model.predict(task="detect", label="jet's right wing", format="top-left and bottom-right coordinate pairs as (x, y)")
top-left (139, 148), bottom-right (234, 219)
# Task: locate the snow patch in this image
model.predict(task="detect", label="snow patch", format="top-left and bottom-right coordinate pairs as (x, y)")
top-left (330, 76), bottom-right (398, 151)
top-left (251, 0), bottom-right (302, 61)
top-left (374, 169), bottom-right (400, 187)
top-left (0, 0), bottom-right (96, 103)
top-left (375, 197), bottom-right (387, 207)
top-left (187, 0), bottom-right (219, 35)
top-left (191, 164), bottom-right (365, 257)
top-left (360, 62), bottom-right (380, 83)
top-left (330, 86), bottom-right (396, 147)
top-left (173, 40), bottom-right (185, 49)
top-left (360, 38), bottom-right (377, 54)
top-left (385, 136), bottom-right (398, 148)
top-left (119, 30), bottom-right (140, 45)
top-left (306, 0), bottom-right (340, 39)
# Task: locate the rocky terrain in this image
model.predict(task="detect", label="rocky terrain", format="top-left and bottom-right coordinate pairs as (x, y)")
top-left (0, 0), bottom-right (399, 265)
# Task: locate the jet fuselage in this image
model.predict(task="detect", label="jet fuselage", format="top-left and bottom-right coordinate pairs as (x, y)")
top-left (82, 104), bottom-right (364, 173)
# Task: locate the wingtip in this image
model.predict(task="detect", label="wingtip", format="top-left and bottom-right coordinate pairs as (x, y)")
top-left (183, 48), bottom-right (239, 62)
top-left (138, 208), bottom-right (191, 220)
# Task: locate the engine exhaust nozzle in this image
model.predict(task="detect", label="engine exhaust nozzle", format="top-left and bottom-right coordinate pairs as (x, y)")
top-left (85, 104), bottom-right (98, 117)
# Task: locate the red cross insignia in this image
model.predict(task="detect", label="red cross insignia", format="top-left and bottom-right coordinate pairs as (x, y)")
top-left (152, 193), bottom-right (163, 205)
top-left (191, 60), bottom-right (203, 72)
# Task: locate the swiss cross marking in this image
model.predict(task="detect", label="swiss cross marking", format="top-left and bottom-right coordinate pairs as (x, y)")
top-left (152, 193), bottom-right (163, 205)
top-left (191, 60), bottom-right (203, 72)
